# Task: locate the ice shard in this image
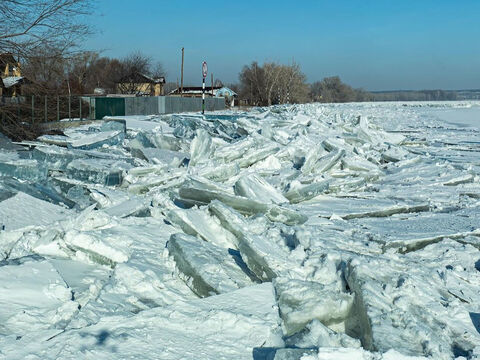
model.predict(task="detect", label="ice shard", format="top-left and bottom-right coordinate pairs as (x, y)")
top-left (345, 240), bottom-right (480, 359)
top-left (0, 192), bottom-right (71, 231)
top-left (0, 256), bottom-right (78, 335)
top-left (189, 128), bottom-right (213, 166)
top-left (274, 277), bottom-right (354, 336)
top-left (234, 173), bottom-right (288, 204)
top-left (208, 200), bottom-right (297, 281)
top-left (284, 179), bottom-right (329, 204)
top-left (165, 207), bottom-right (238, 249)
top-left (167, 233), bottom-right (253, 297)
top-left (65, 158), bottom-right (131, 186)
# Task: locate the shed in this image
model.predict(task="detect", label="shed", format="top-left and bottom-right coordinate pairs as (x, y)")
top-left (0, 76), bottom-right (29, 97)
top-left (215, 87), bottom-right (238, 107)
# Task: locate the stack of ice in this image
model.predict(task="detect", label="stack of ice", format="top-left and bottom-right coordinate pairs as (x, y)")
top-left (1, 102), bottom-right (480, 359)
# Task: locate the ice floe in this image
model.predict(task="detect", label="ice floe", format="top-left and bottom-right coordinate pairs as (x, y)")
top-left (1, 101), bottom-right (480, 359)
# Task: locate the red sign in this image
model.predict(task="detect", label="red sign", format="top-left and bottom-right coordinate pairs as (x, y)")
top-left (202, 61), bottom-right (208, 78)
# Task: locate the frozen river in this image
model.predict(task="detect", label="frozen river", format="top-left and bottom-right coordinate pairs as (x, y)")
top-left (424, 106), bottom-right (480, 129)
top-left (0, 101), bottom-right (480, 359)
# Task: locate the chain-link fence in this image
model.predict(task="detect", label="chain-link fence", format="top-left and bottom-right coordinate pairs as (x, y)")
top-left (0, 95), bottom-right (92, 141)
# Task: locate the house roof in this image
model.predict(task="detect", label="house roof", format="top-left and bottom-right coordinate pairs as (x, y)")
top-left (169, 86), bottom-right (237, 97)
top-left (216, 87), bottom-right (238, 97)
top-left (140, 73), bottom-right (165, 84)
top-left (2, 76), bottom-right (24, 88)
top-left (118, 72), bottom-right (165, 84)
top-left (169, 86), bottom-right (223, 96)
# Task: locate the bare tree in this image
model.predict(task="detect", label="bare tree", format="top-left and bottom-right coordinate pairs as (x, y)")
top-left (87, 57), bottom-right (123, 93)
top-left (163, 82), bottom-right (177, 95)
top-left (239, 62), bottom-right (266, 106)
top-left (21, 47), bottom-right (67, 93)
top-left (116, 52), bottom-right (165, 95)
top-left (151, 62), bottom-right (166, 79)
top-left (67, 51), bottom-right (99, 94)
top-left (0, 1), bottom-right (93, 140)
top-left (310, 76), bottom-right (367, 103)
top-left (0, 0), bottom-right (93, 56)
top-left (239, 61), bottom-right (309, 106)
top-left (277, 63), bottom-right (309, 104)
top-left (22, 50), bottom-right (167, 96)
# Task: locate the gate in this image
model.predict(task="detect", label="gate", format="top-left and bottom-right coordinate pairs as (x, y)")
top-left (94, 98), bottom-right (125, 119)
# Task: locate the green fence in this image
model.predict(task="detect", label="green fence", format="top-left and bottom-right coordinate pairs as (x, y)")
top-left (94, 97), bottom-right (125, 119)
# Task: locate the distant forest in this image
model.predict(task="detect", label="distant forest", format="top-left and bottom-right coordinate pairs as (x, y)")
top-left (370, 89), bottom-right (480, 102)
top-left (233, 61), bottom-right (480, 105)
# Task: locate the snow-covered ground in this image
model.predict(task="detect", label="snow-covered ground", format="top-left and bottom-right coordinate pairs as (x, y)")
top-left (1, 101), bottom-right (480, 359)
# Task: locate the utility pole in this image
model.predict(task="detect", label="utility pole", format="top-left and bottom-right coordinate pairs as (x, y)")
top-left (211, 73), bottom-right (214, 96)
top-left (180, 47), bottom-right (184, 97)
top-left (202, 61), bottom-right (208, 115)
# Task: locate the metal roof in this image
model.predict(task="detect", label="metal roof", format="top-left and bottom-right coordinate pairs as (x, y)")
top-left (1, 76), bottom-right (23, 88)
top-left (169, 86), bottom-right (237, 97)
top-left (216, 87), bottom-right (238, 97)
top-left (118, 72), bottom-right (165, 84)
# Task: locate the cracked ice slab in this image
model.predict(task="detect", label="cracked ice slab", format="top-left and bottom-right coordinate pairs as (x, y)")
top-left (103, 197), bottom-right (151, 218)
top-left (1, 207), bottom-right (132, 266)
top-left (0, 256), bottom-right (79, 336)
top-left (0, 152), bottom-right (47, 181)
top-left (140, 148), bottom-right (189, 166)
top-left (178, 176), bottom-right (269, 213)
top-left (67, 129), bottom-right (124, 150)
top-left (274, 277), bottom-right (354, 336)
top-left (65, 158), bottom-right (132, 186)
top-left (179, 176), bottom-right (307, 225)
top-left (234, 173), bottom-right (288, 204)
top-left (345, 239), bottom-right (480, 359)
top-left (67, 217), bottom-right (197, 328)
top-left (296, 195), bottom-right (414, 218)
top-left (3, 283), bottom-right (283, 360)
top-left (350, 207), bottom-right (480, 248)
top-left (167, 233), bottom-right (254, 297)
top-left (165, 207), bottom-right (237, 249)
top-left (208, 200), bottom-right (300, 281)
top-left (284, 179), bottom-right (330, 204)
top-left (0, 192), bottom-right (71, 231)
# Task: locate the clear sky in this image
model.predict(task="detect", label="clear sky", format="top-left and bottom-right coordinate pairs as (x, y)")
top-left (84, 0), bottom-right (480, 91)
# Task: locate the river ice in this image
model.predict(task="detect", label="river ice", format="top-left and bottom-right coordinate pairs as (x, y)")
top-left (0, 101), bottom-right (480, 359)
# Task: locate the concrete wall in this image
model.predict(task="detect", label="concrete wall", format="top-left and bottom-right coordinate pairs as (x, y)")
top-left (160, 96), bottom-right (225, 114)
top-left (125, 96), bottom-right (159, 116)
top-left (93, 96), bottom-right (225, 119)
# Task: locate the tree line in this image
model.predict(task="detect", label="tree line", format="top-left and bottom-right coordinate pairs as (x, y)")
top-left (236, 61), bottom-right (373, 106)
top-left (21, 50), bottom-right (165, 95)
top-left (21, 52), bottom-right (459, 104)
top-left (370, 90), bottom-right (458, 102)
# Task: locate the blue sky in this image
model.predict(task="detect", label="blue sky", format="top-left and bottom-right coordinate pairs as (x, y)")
top-left (85, 0), bottom-right (480, 91)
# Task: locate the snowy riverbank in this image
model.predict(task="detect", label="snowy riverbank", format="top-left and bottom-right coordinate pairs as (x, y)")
top-left (1, 101), bottom-right (480, 359)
